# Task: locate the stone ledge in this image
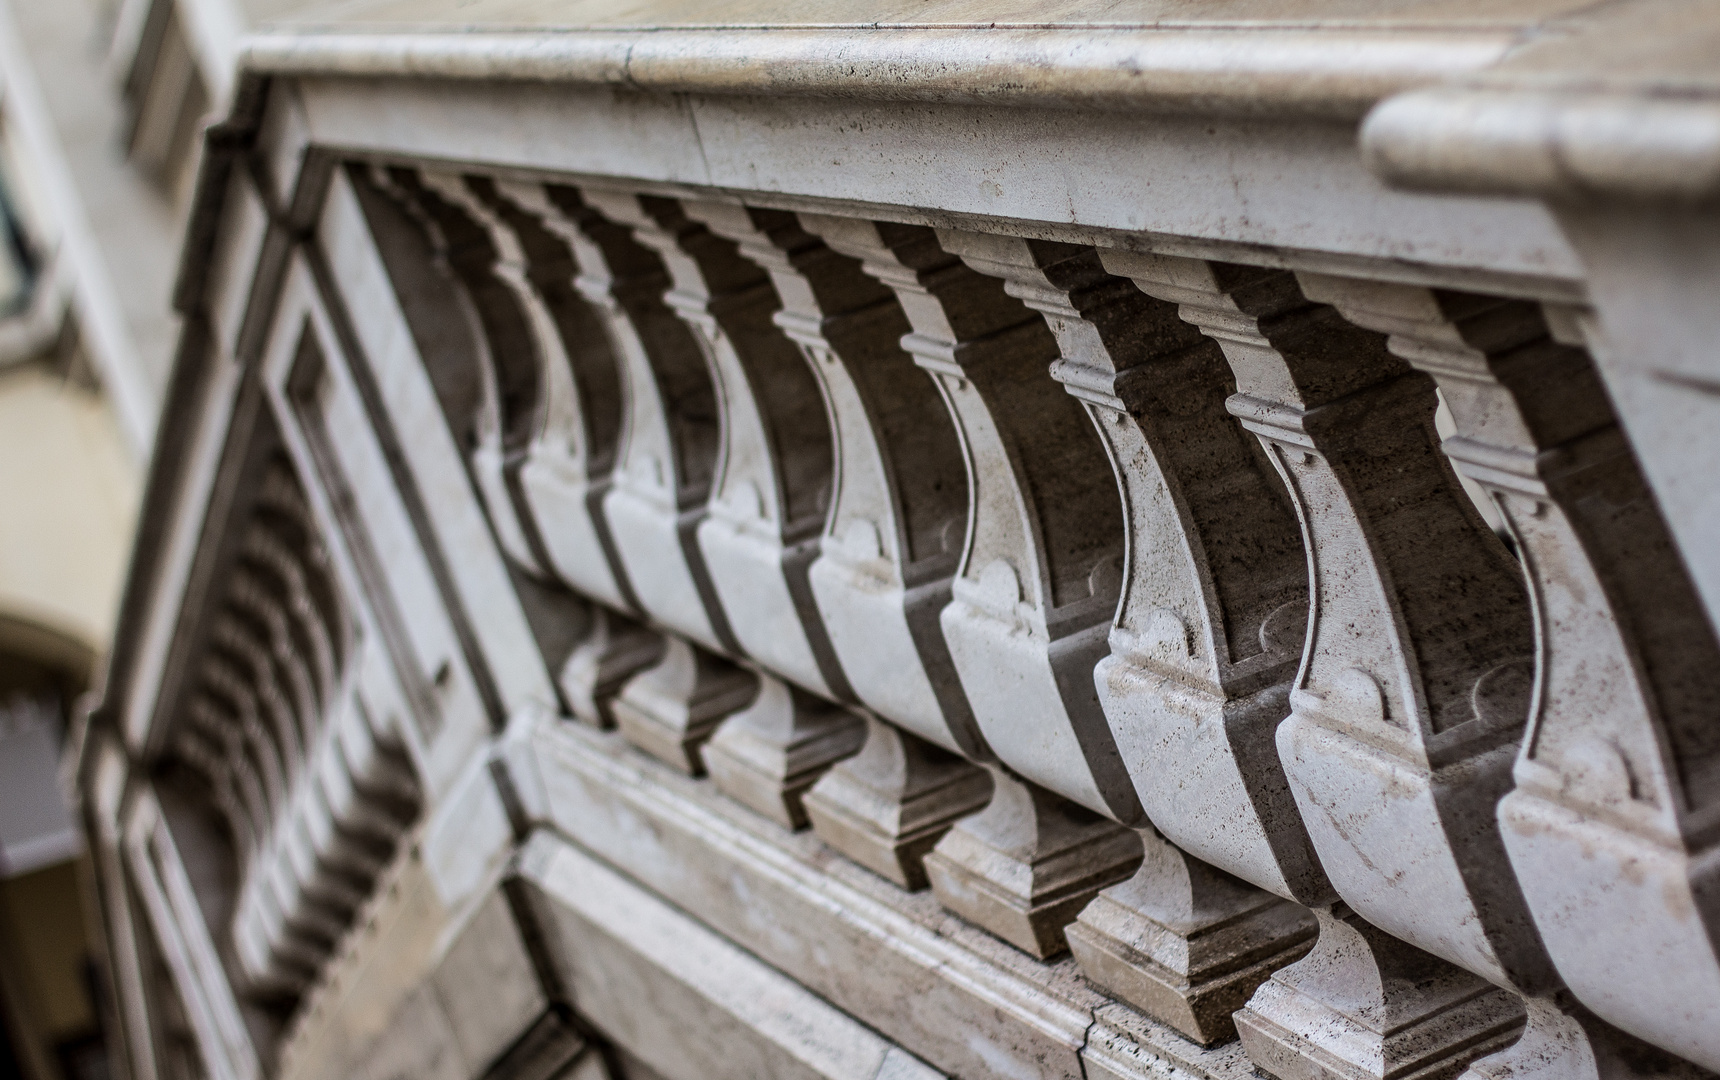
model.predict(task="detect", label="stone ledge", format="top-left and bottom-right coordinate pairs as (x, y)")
top-left (503, 717), bottom-right (1260, 1080)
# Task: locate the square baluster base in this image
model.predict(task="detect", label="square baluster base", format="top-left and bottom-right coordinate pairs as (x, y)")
top-left (1234, 905), bottom-right (1524, 1080)
top-left (803, 715), bottom-right (994, 889)
top-left (924, 767), bottom-right (1143, 959)
top-left (1067, 843), bottom-right (1317, 1047)
top-left (611, 637), bottom-right (757, 775)
top-left (559, 609), bottom-right (666, 728)
top-left (703, 675), bottom-right (867, 829)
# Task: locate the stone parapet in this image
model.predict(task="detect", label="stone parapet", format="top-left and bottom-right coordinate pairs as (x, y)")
top-left (80, 6), bottom-right (1720, 1079)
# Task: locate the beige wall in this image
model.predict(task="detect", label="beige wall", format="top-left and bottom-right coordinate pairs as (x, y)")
top-left (0, 363), bottom-right (141, 658)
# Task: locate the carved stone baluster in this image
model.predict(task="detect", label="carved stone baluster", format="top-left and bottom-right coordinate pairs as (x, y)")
top-left (785, 215), bottom-right (982, 751)
top-left (1299, 275), bottom-right (1720, 1077)
top-left (471, 180), bottom-right (672, 725)
top-left (814, 219), bottom-right (1139, 955)
top-left (661, 201), bottom-right (848, 694)
top-left (179, 733), bottom-right (305, 996)
top-left (174, 732), bottom-right (256, 861)
top-left (362, 167), bottom-right (548, 579)
top-left (186, 700), bottom-right (269, 846)
top-left (416, 176), bottom-right (625, 601)
top-left (531, 186), bottom-right (755, 769)
top-left (238, 496), bottom-right (336, 752)
top-left (198, 662), bottom-right (289, 824)
top-left (543, 187), bottom-right (730, 651)
top-left (412, 173), bottom-right (646, 720)
top-left (209, 616), bottom-right (303, 790)
top-left (1104, 253), bottom-right (1530, 1079)
top-left (199, 657), bottom-right (342, 985)
top-left (694, 204), bottom-right (987, 861)
top-left (224, 573), bottom-right (318, 769)
top-left (505, 185), bottom-right (756, 770)
top-left (249, 466), bottom-right (345, 733)
top-left (584, 194), bottom-right (861, 828)
top-left (485, 187), bottom-right (746, 767)
top-left (951, 233), bottom-right (1319, 1043)
top-left (728, 210), bottom-right (996, 888)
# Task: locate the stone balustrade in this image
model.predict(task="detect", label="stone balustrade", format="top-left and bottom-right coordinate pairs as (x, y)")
top-left (81, 5), bottom-right (1720, 1080)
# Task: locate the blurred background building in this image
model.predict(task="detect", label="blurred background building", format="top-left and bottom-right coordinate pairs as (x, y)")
top-left (0, 1), bottom-right (277, 1075)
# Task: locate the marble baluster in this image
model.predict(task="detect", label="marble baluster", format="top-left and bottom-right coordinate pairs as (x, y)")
top-left (1299, 275), bottom-right (1720, 1078)
top-left (409, 174), bottom-right (623, 709)
top-left (195, 678), bottom-right (333, 988)
top-left (554, 187), bottom-right (762, 773)
top-left (1105, 253), bottom-right (1530, 1080)
top-left (482, 179), bottom-right (681, 725)
top-left (741, 211), bottom-right (999, 887)
top-left (358, 166), bottom-right (548, 578)
top-left (343, 167), bottom-right (601, 722)
top-left (687, 205), bottom-right (988, 852)
top-left (425, 176), bottom-right (631, 607)
top-left (243, 481), bottom-right (342, 750)
top-left (208, 615), bottom-right (303, 791)
top-left (813, 219), bottom-right (1139, 955)
top-left (250, 465), bottom-right (346, 716)
top-left (586, 195), bottom-right (859, 827)
top-left (223, 570), bottom-right (317, 775)
top-left (198, 661), bottom-right (288, 827)
top-left (953, 233), bottom-right (1318, 1043)
top-left (208, 613), bottom-right (362, 958)
top-left (179, 734), bottom-right (305, 997)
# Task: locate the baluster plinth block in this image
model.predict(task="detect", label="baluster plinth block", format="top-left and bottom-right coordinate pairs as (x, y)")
top-left (611, 637), bottom-right (758, 775)
top-left (1236, 906), bottom-right (1524, 1080)
top-left (558, 608), bottom-right (666, 729)
top-left (703, 676), bottom-right (867, 830)
top-left (924, 767), bottom-right (1144, 960)
top-left (803, 714), bottom-right (994, 889)
top-left (1067, 828), bottom-right (1316, 1047)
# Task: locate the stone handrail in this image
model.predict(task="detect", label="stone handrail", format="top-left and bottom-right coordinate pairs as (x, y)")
top-left (83, 5), bottom-right (1720, 1079)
